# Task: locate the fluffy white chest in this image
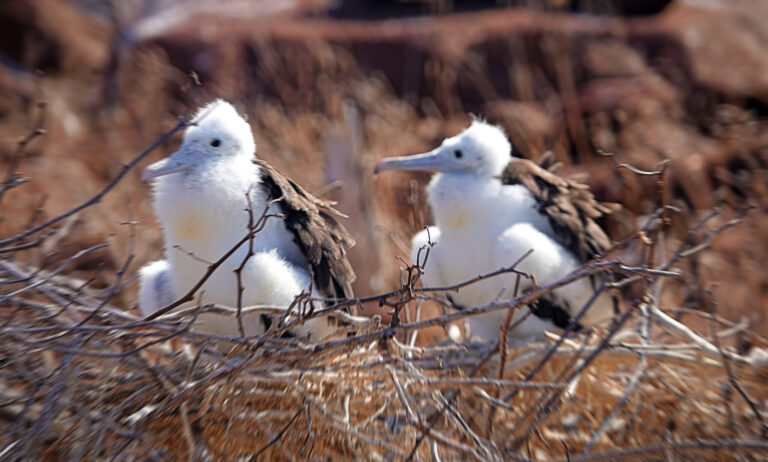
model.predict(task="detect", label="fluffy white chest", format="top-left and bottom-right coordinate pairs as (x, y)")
top-left (429, 228), bottom-right (505, 307)
top-left (152, 159), bottom-right (306, 298)
top-left (417, 174), bottom-right (586, 338)
top-left (427, 173), bottom-right (550, 233)
top-left (424, 174), bottom-right (553, 304)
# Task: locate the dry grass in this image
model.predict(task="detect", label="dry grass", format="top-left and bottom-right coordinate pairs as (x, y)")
top-left (1, 280), bottom-right (767, 460)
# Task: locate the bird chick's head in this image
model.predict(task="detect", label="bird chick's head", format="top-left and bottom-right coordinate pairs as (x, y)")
top-left (142, 100), bottom-right (255, 182)
top-left (374, 119), bottom-right (511, 178)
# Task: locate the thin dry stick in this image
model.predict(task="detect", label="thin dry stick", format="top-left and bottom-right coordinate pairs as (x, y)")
top-left (557, 439), bottom-right (768, 462)
top-left (75, 219), bottom-right (137, 327)
top-left (707, 290), bottom-right (768, 439)
top-left (581, 304), bottom-right (650, 453)
top-left (436, 391), bottom-right (496, 460)
top-left (490, 251), bottom-right (533, 439)
top-left (0, 78), bottom-right (47, 206)
top-left (0, 117), bottom-right (188, 248)
top-left (388, 366), bottom-right (421, 427)
top-left (507, 307), bottom-right (634, 453)
top-left (249, 407), bottom-right (304, 460)
top-left (403, 343), bottom-right (496, 461)
top-left (294, 261), bottom-right (677, 356)
top-left (144, 203), bottom-right (281, 321)
top-left (502, 281), bottom-right (608, 403)
top-left (649, 305), bottom-right (747, 362)
top-left (234, 188), bottom-right (260, 340)
top-left (598, 150), bottom-right (671, 176)
top-left (581, 227), bottom-right (661, 453)
top-left (0, 242), bottom-right (110, 305)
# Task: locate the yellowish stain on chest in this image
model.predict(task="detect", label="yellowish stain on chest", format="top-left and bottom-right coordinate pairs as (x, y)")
top-left (440, 211), bottom-right (471, 229)
top-left (169, 213), bottom-right (215, 242)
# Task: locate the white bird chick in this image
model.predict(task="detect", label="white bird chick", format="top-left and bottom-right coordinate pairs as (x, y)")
top-left (139, 100), bottom-right (356, 341)
top-left (375, 120), bottom-right (616, 341)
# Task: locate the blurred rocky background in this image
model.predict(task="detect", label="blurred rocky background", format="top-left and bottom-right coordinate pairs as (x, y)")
top-left (0, 0), bottom-right (766, 340)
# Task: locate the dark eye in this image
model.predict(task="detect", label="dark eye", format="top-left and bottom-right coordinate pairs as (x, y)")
top-left (454, 149), bottom-right (463, 159)
top-left (210, 139), bottom-right (221, 147)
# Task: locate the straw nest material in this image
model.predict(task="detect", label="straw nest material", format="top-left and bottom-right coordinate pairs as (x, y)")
top-left (1, 274), bottom-right (767, 461)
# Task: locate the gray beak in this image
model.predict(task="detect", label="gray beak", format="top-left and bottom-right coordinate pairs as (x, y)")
top-left (141, 150), bottom-right (193, 183)
top-left (374, 150), bottom-right (453, 174)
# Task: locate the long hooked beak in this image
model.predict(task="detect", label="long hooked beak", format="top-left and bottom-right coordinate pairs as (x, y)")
top-left (374, 149), bottom-right (451, 174)
top-left (141, 148), bottom-right (194, 183)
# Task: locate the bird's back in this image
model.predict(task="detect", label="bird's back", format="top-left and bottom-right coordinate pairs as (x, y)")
top-left (255, 159), bottom-right (356, 301)
top-left (501, 155), bottom-right (616, 263)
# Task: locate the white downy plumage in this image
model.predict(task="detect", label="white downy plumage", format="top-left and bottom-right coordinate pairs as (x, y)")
top-left (138, 100), bottom-right (351, 340)
top-left (375, 120), bottom-right (615, 341)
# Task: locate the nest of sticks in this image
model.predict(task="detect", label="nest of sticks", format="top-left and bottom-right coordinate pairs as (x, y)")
top-left (1, 270), bottom-right (767, 461)
top-left (1, 104), bottom-right (767, 462)
top-left (2, 208), bottom-right (768, 461)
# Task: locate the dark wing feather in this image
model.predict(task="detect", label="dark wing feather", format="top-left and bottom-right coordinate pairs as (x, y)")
top-left (501, 156), bottom-right (616, 262)
top-left (255, 159), bottom-right (356, 300)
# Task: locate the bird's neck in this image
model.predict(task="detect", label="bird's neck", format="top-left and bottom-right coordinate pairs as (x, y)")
top-left (426, 172), bottom-right (501, 230)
